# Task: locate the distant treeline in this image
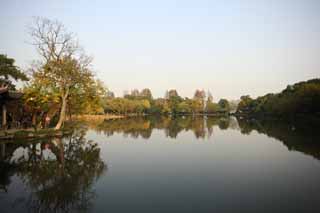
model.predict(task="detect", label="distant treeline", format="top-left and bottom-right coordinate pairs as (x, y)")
top-left (103, 89), bottom-right (237, 115)
top-left (236, 78), bottom-right (320, 118)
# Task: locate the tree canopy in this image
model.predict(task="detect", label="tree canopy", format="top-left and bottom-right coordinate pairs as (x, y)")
top-left (236, 78), bottom-right (320, 117)
top-left (0, 54), bottom-right (28, 90)
top-left (28, 17), bottom-right (99, 129)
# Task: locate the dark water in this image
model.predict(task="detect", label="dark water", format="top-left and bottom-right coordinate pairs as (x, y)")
top-left (1, 116), bottom-right (320, 213)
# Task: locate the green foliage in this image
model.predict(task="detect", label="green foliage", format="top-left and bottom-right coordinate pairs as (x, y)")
top-left (176, 101), bottom-right (192, 114)
top-left (218, 99), bottom-right (230, 113)
top-left (124, 88), bottom-right (153, 101)
top-left (69, 79), bottom-right (108, 115)
top-left (0, 54), bottom-right (28, 89)
top-left (103, 89), bottom-right (231, 115)
top-left (167, 95), bottom-right (183, 114)
top-left (236, 79), bottom-right (320, 117)
top-left (28, 17), bottom-right (99, 129)
top-left (205, 102), bottom-right (220, 114)
top-left (104, 98), bottom-right (151, 114)
top-left (149, 98), bottom-right (170, 114)
top-left (23, 83), bottom-right (60, 113)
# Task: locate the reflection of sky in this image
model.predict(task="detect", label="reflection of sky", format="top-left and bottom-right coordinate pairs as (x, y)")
top-left (1, 0), bottom-right (320, 99)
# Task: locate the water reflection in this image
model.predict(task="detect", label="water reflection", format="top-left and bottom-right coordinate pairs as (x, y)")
top-left (1, 116), bottom-right (320, 213)
top-left (93, 116), bottom-right (239, 139)
top-left (0, 129), bottom-right (106, 213)
top-left (91, 115), bottom-right (320, 159)
top-left (237, 117), bottom-right (320, 160)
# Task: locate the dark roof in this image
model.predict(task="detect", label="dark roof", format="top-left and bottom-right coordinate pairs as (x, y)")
top-left (0, 90), bottom-right (23, 100)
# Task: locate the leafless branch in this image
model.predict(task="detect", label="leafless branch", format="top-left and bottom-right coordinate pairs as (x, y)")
top-left (28, 17), bottom-right (80, 63)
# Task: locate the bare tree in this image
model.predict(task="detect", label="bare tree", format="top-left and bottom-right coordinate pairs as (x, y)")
top-left (29, 17), bottom-right (94, 130)
top-left (29, 17), bottom-right (79, 63)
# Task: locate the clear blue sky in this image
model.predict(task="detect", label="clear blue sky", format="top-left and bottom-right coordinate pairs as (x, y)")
top-left (1, 0), bottom-right (319, 99)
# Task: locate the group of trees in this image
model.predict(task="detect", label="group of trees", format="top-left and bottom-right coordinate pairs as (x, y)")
top-left (103, 89), bottom-right (231, 115)
top-left (9, 17), bottom-right (320, 131)
top-left (1, 17), bottom-right (232, 131)
top-left (1, 18), bottom-right (110, 130)
top-left (25, 17), bottom-right (108, 129)
top-left (236, 79), bottom-right (320, 117)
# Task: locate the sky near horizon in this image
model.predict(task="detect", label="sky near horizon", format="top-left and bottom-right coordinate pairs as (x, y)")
top-left (0, 0), bottom-right (319, 100)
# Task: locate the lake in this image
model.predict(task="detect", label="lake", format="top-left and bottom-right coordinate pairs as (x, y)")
top-left (1, 116), bottom-right (320, 213)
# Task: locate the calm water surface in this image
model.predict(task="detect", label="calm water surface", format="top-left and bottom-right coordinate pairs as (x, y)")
top-left (1, 116), bottom-right (320, 213)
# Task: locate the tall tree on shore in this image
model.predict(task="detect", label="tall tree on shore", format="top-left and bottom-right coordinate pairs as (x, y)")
top-left (218, 99), bottom-right (230, 113)
top-left (165, 89), bottom-right (182, 114)
top-left (140, 88), bottom-right (153, 100)
top-left (193, 89), bottom-right (206, 113)
top-left (28, 17), bottom-right (94, 129)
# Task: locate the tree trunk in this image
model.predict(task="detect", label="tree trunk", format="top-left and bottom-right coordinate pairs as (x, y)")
top-left (55, 90), bottom-right (69, 130)
top-left (2, 104), bottom-right (7, 130)
top-left (32, 113), bottom-right (37, 126)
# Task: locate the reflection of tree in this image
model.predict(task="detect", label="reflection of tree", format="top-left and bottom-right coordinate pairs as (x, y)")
top-left (0, 162), bottom-right (14, 193)
top-left (95, 117), bottom-right (152, 139)
top-left (0, 129), bottom-right (106, 213)
top-left (0, 142), bottom-right (22, 193)
top-left (92, 116), bottom-right (232, 139)
top-left (206, 116), bottom-right (234, 137)
top-left (187, 117), bottom-right (206, 139)
top-left (164, 116), bottom-right (187, 138)
top-left (237, 117), bottom-right (320, 159)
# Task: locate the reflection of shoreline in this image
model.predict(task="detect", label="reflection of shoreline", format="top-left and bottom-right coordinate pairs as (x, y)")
top-left (71, 114), bottom-right (125, 121)
top-left (0, 129), bottom-right (106, 212)
top-left (237, 117), bottom-right (320, 160)
top-left (90, 115), bottom-right (320, 160)
top-left (91, 116), bottom-right (238, 139)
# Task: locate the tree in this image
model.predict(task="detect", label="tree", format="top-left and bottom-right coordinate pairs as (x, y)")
top-left (218, 99), bottom-right (230, 113)
top-left (0, 54), bottom-right (28, 90)
top-left (29, 17), bottom-right (94, 129)
top-left (237, 95), bottom-right (254, 113)
top-left (23, 83), bottom-right (60, 128)
top-left (164, 89), bottom-right (182, 114)
top-left (165, 89), bottom-right (179, 99)
top-left (149, 98), bottom-right (170, 114)
top-left (140, 88), bottom-right (153, 100)
top-left (193, 89), bottom-right (206, 101)
top-left (207, 90), bottom-right (213, 103)
top-left (205, 102), bottom-right (220, 114)
top-left (193, 89), bottom-right (206, 113)
top-left (236, 79), bottom-right (320, 116)
top-left (68, 79), bottom-right (107, 115)
top-left (176, 101), bottom-right (191, 114)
